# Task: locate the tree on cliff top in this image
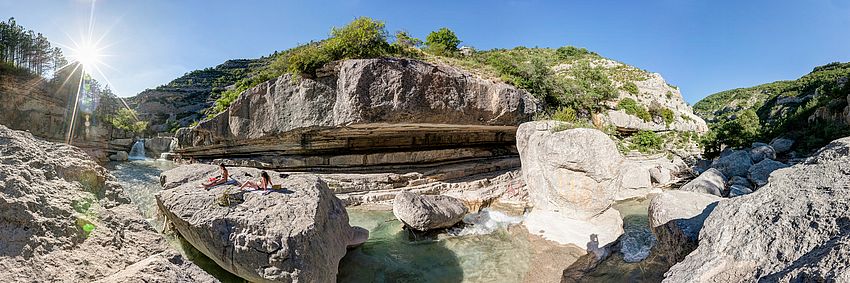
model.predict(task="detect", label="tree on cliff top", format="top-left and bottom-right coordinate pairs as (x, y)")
top-left (425, 28), bottom-right (460, 56)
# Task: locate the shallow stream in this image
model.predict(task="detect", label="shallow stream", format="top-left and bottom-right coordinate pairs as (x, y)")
top-left (109, 160), bottom-right (666, 283)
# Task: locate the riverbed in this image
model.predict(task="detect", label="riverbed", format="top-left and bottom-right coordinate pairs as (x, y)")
top-left (109, 160), bottom-right (665, 283)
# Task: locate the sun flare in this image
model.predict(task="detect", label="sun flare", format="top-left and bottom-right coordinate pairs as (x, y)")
top-left (70, 42), bottom-right (103, 71)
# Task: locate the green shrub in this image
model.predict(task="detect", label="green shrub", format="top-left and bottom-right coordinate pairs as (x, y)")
top-left (555, 46), bottom-right (591, 59)
top-left (110, 108), bottom-right (148, 133)
top-left (622, 82), bottom-right (639, 95)
top-left (394, 30), bottom-right (422, 47)
top-left (660, 108), bottom-right (675, 126)
top-left (552, 107), bottom-right (577, 122)
top-left (425, 27), bottom-right (461, 56)
top-left (631, 130), bottom-right (663, 153)
top-left (700, 109), bottom-right (762, 157)
top-left (618, 98), bottom-right (651, 122)
top-left (324, 17), bottom-right (391, 59)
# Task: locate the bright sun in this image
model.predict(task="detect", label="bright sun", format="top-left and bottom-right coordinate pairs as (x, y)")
top-left (70, 42), bottom-right (103, 71)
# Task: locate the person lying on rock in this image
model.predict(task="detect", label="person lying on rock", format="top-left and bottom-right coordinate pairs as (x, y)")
top-left (239, 171), bottom-right (273, 191)
top-left (201, 164), bottom-right (230, 189)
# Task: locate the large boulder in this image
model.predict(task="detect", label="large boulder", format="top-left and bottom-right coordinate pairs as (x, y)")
top-left (392, 191), bottom-right (468, 231)
top-left (749, 144), bottom-right (776, 163)
top-left (516, 121), bottom-right (624, 219)
top-left (710, 150), bottom-right (752, 177)
top-left (649, 165), bottom-right (673, 185)
top-left (770, 138), bottom-right (795, 154)
top-left (664, 136), bottom-right (850, 282)
top-left (156, 164), bottom-right (366, 283)
top-left (144, 137), bottom-right (176, 158)
top-left (109, 150), bottom-right (129, 161)
top-left (680, 168), bottom-right (726, 196)
top-left (516, 121), bottom-right (625, 247)
top-left (649, 190), bottom-right (721, 266)
top-left (747, 159), bottom-right (789, 187)
top-left (93, 251), bottom-right (217, 283)
top-left (620, 165), bottom-right (652, 189)
top-left (0, 125), bottom-right (215, 282)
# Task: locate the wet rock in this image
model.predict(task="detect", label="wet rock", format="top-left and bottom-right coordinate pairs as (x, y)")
top-left (144, 137), bottom-right (176, 158)
top-left (770, 138), bottom-right (795, 154)
top-left (110, 150), bottom-right (129, 161)
top-left (664, 136), bottom-right (850, 282)
top-left (0, 125), bottom-right (213, 282)
top-left (680, 168), bottom-right (726, 196)
top-left (749, 144), bottom-right (776, 163)
top-left (157, 164), bottom-right (364, 283)
top-left (648, 190), bottom-right (721, 266)
top-left (710, 150), bottom-right (752, 177)
top-left (392, 190), bottom-right (468, 231)
top-left (747, 159), bottom-right (789, 187)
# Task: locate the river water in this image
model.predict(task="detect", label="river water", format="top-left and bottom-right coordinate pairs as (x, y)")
top-left (109, 160), bottom-right (664, 283)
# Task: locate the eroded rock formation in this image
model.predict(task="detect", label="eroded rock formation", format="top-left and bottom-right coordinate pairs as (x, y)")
top-left (157, 164), bottom-right (367, 282)
top-left (0, 125), bottom-right (215, 282)
top-left (664, 136), bottom-right (850, 282)
top-left (392, 190), bottom-right (468, 231)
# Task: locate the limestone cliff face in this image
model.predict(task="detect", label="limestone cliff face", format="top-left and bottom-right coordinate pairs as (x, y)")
top-left (174, 58), bottom-right (539, 171)
top-left (0, 69), bottom-right (133, 162)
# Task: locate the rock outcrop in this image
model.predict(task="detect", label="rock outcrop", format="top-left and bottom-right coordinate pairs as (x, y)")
top-left (0, 125), bottom-right (215, 282)
top-left (174, 58), bottom-right (538, 171)
top-left (664, 136), bottom-right (850, 282)
top-left (0, 69), bottom-right (134, 162)
top-left (680, 168), bottom-right (726, 196)
top-left (648, 190), bottom-right (721, 266)
top-left (157, 164), bottom-right (366, 283)
top-left (392, 191), bottom-right (468, 231)
top-left (517, 121), bottom-right (625, 247)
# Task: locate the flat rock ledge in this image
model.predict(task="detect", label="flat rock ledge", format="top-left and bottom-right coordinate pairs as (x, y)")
top-left (156, 164), bottom-right (367, 283)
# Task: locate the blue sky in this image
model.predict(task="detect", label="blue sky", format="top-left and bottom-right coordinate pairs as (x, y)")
top-left (2, 0), bottom-right (848, 103)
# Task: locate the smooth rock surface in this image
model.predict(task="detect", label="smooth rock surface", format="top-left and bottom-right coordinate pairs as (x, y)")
top-left (110, 150), bottom-right (129, 161)
top-left (649, 166), bottom-right (673, 185)
top-left (621, 165), bottom-right (652, 189)
top-left (747, 159), bottom-right (789, 187)
top-left (523, 208), bottom-right (624, 248)
top-left (726, 175), bottom-right (752, 190)
top-left (728, 185), bottom-right (753, 197)
top-left (516, 121), bottom-right (624, 219)
top-left (145, 137), bottom-right (176, 158)
top-left (770, 138), bottom-right (795, 154)
top-left (157, 164), bottom-right (364, 283)
top-left (392, 190), bottom-right (468, 231)
top-left (710, 150), bottom-right (752, 177)
top-left (749, 144), bottom-right (776, 163)
top-left (680, 168), bottom-right (726, 196)
top-left (93, 251), bottom-right (218, 283)
top-left (648, 190), bottom-right (721, 266)
top-left (0, 125), bottom-right (214, 282)
top-left (664, 136), bottom-right (850, 282)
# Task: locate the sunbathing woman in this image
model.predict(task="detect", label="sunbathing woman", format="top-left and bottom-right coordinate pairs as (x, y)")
top-left (239, 171), bottom-right (273, 191)
top-left (201, 164), bottom-right (229, 189)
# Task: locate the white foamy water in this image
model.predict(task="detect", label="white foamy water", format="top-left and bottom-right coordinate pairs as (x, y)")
top-left (448, 208), bottom-right (525, 236)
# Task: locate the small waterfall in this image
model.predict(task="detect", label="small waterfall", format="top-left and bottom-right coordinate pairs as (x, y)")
top-left (129, 140), bottom-right (146, 160)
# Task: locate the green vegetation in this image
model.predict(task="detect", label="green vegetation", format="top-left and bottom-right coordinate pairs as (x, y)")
top-left (622, 82), bottom-right (639, 95)
top-left (695, 61), bottom-right (850, 154)
top-left (551, 107), bottom-right (577, 122)
top-left (629, 130), bottom-right (664, 153)
top-left (425, 28), bottom-right (461, 56)
top-left (699, 109), bottom-right (762, 157)
top-left (110, 108), bottom-right (148, 133)
top-left (649, 104), bottom-right (675, 126)
top-left (618, 98), bottom-right (651, 122)
top-left (0, 17), bottom-right (67, 77)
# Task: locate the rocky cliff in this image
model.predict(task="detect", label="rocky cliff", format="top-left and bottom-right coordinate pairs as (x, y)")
top-left (0, 125), bottom-right (215, 282)
top-left (174, 58), bottom-right (538, 172)
top-left (128, 59), bottom-right (269, 133)
top-left (0, 65), bottom-right (134, 162)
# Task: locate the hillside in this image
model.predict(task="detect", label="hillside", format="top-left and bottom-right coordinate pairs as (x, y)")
top-left (137, 18), bottom-right (705, 157)
top-left (694, 62), bottom-right (850, 153)
top-left (127, 57), bottom-right (272, 132)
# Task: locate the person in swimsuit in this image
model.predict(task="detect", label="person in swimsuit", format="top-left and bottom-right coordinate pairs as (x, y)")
top-left (239, 171), bottom-right (273, 191)
top-left (201, 164), bottom-right (229, 189)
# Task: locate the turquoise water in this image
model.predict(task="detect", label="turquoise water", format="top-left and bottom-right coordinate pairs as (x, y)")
top-left (338, 209), bottom-right (532, 283)
top-left (109, 161), bottom-right (665, 283)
